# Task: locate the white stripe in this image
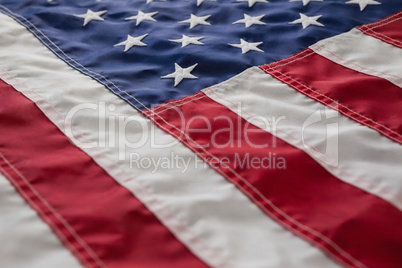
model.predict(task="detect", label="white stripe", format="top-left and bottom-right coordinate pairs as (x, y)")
top-left (0, 173), bottom-right (82, 268)
top-left (0, 12), bottom-right (338, 268)
top-left (311, 28), bottom-right (402, 89)
top-left (203, 67), bottom-right (402, 211)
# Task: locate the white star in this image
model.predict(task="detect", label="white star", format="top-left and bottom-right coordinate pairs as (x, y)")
top-left (146, 0), bottom-right (167, 3)
top-left (289, 0), bottom-right (323, 6)
top-left (161, 63), bottom-right (198, 87)
top-left (233, 14), bottom-right (266, 28)
top-left (229, 39), bottom-right (264, 54)
top-left (74, 9), bottom-right (107, 26)
top-left (170, 35), bottom-right (204, 47)
top-left (125, 11), bottom-right (158, 26)
top-left (179, 14), bottom-right (212, 29)
top-left (197, 0), bottom-right (206, 6)
top-left (346, 0), bottom-right (381, 11)
top-left (114, 34), bottom-right (148, 52)
top-left (236, 0), bottom-right (269, 7)
top-left (289, 13), bottom-right (324, 29)
top-left (190, 0), bottom-right (217, 5)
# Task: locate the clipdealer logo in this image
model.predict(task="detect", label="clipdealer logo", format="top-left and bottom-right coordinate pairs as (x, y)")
top-left (63, 101), bottom-right (339, 170)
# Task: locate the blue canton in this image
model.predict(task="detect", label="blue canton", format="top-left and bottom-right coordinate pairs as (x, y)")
top-left (0, 0), bottom-right (401, 109)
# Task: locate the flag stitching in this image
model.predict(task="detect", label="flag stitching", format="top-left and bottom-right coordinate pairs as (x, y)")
top-left (0, 67), bottom-right (230, 268)
top-left (260, 53), bottom-right (402, 143)
top-left (149, 91), bottom-right (205, 113)
top-left (0, 152), bottom-right (105, 268)
top-left (0, 166), bottom-right (97, 268)
top-left (202, 85), bottom-right (402, 209)
top-left (145, 98), bottom-right (365, 268)
top-left (358, 11), bottom-right (402, 48)
top-left (265, 67), bottom-right (402, 143)
top-left (149, 94), bottom-right (209, 115)
top-left (360, 27), bottom-right (402, 48)
top-left (313, 44), bottom-right (402, 84)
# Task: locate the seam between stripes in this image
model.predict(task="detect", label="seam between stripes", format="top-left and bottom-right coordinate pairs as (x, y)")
top-left (0, 67), bottom-right (229, 268)
top-left (260, 51), bottom-right (402, 143)
top-left (268, 47), bottom-right (402, 140)
top-left (358, 13), bottom-right (402, 49)
top-left (202, 83), bottom-right (402, 210)
top-left (0, 165), bottom-right (92, 268)
top-left (312, 44), bottom-right (402, 86)
top-left (144, 109), bottom-right (363, 268)
top-left (266, 48), bottom-right (316, 69)
top-left (149, 92), bottom-right (205, 113)
top-left (0, 152), bottom-right (105, 268)
top-left (203, 86), bottom-right (335, 165)
top-left (360, 26), bottom-right (402, 48)
top-left (0, 166), bottom-right (93, 268)
top-left (263, 66), bottom-right (402, 143)
top-left (360, 26), bottom-right (402, 47)
top-left (144, 91), bottom-right (366, 268)
top-left (147, 94), bottom-right (209, 115)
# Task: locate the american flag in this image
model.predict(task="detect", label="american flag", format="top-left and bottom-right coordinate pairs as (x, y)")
top-left (0, 0), bottom-right (401, 267)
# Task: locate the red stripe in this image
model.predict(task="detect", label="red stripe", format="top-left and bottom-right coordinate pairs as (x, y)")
top-left (358, 11), bottom-right (402, 49)
top-left (146, 92), bottom-right (402, 268)
top-left (0, 79), bottom-right (208, 268)
top-left (260, 49), bottom-right (402, 144)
